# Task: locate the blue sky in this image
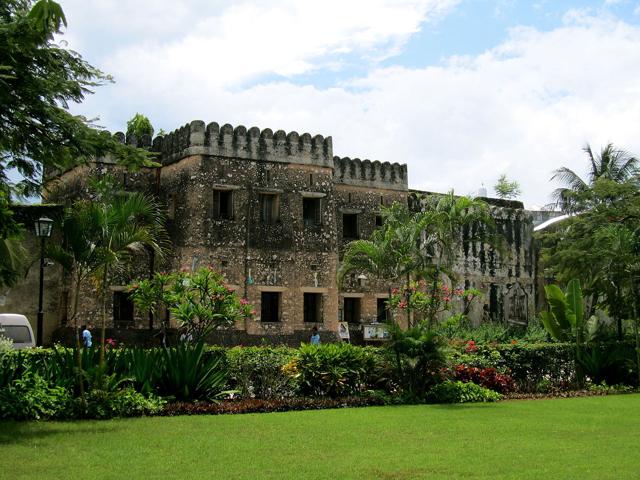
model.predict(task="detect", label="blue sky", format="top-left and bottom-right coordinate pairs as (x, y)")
top-left (40, 0), bottom-right (640, 207)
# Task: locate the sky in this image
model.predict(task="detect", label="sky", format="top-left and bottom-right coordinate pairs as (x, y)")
top-left (54, 0), bottom-right (640, 208)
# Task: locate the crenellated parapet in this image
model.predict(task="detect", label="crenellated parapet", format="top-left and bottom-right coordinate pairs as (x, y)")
top-left (332, 156), bottom-right (408, 191)
top-left (150, 120), bottom-right (333, 168)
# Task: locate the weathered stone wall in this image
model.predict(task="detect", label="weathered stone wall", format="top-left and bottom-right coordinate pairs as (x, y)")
top-left (408, 192), bottom-right (536, 326)
top-left (22, 118), bottom-right (538, 345)
top-left (0, 205), bottom-right (65, 344)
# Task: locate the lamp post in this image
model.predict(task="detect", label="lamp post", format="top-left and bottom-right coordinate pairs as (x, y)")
top-left (34, 217), bottom-right (54, 347)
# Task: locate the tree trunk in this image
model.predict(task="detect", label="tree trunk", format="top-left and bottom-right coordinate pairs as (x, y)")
top-left (73, 274), bottom-right (86, 406)
top-left (634, 289), bottom-right (640, 388)
top-left (99, 265), bottom-right (109, 372)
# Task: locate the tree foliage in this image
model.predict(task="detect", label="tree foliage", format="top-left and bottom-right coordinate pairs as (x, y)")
top-left (493, 174), bottom-right (521, 199)
top-left (550, 143), bottom-right (638, 213)
top-left (126, 113), bottom-right (154, 140)
top-left (0, 0), bottom-right (155, 225)
top-left (128, 268), bottom-right (254, 343)
top-left (539, 178), bottom-right (640, 347)
top-left (340, 192), bottom-right (497, 327)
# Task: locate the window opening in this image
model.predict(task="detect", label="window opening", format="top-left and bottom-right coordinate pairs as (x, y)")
top-left (261, 292), bottom-right (281, 322)
top-left (343, 213), bottom-right (359, 239)
top-left (260, 193), bottom-right (280, 224)
top-left (113, 291), bottom-right (134, 326)
top-left (303, 293), bottom-right (322, 323)
top-left (213, 190), bottom-right (233, 220)
top-left (303, 198), bottom-right (322, 226)
top-left (343, 297), bottom-right (361, 323)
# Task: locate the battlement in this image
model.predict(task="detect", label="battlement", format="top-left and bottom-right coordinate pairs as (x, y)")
top-left (332, 156), bottom-right (408, 191)
top-left (127, 120), bottom-right (333, 168)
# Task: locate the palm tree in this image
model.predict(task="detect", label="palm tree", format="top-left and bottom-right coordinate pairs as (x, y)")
top-left (338, 202), bottom-right (416, 285)
top-left (0, 234), bottom-right (27, 288)
top-left (339, 194), bottom-right (495, 328)
top-left (91, 190), bottom-right (169, 367)
top-left (49, 185), bottom-right (169, 392)
top-left (551, 144), bottom-right (638, 213)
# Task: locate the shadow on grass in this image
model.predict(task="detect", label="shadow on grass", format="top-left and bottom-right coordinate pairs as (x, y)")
top-left (0, 421), bottom-right (116, 445)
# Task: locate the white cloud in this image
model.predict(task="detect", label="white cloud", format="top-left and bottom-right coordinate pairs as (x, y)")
top-left (64, 3), bottom-right (640, 208)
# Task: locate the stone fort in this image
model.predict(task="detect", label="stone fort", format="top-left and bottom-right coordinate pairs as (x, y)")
top-left (11, 119), bottom-right (535, 345)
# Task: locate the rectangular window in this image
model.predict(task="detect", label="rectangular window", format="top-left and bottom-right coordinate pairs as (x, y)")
top-left (303, 198), bottom-right (322, 226)
top-left (375, 215), bottom-right (383, 228)
top-left (377, 298), bottom-right (388, 323)
top-left (113, 291), bottom-right (134, 326)
top-left (261, 292), bottom-right (281, 322)
top-left (343, 297), bottom-right (361, 323)
top-left (303, 293), bottom-right (322, 323)
top-left (343, 213), bottom-right (359, 239)
top-left (260, 194), bottom-right (280, 224)
top-left (213, 190), bottom-right (233, 220)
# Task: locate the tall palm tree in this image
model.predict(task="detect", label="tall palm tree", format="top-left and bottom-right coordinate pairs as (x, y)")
top-left (49, 185), bottom-right (170, 392)
top-left (551, 144), bottom-right (638, 213)
top-left (91, 190), bottom-right (169, 367)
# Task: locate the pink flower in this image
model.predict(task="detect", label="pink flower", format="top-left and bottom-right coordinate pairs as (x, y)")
top-left (398, 300), bottom-right (408, 309)
top-left (391, 288), bottom-right (399, 295)
top-left (240, 298), bottom-right (249, 305)
top-left (226, 286), bottom-right (234, 293)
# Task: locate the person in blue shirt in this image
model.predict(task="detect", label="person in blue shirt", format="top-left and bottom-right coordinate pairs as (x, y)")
top-left (310, 326), bottom-right (320, 345)
top-left (81, 324), bottom-right (92, 348)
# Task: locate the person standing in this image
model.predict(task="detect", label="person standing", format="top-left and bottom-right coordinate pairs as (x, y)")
top-left (81, 324), bottom-right (92, 348)
top-left (310, 326), bottom-right (321, 345)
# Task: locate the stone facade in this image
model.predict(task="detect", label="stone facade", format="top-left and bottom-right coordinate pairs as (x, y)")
top-left (29, 119), bottom-right (536, 344)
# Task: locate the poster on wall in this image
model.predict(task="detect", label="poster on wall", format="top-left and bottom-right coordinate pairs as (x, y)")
top-left (363, 324), bottom-right (389, 341)
top-left (338, 322), bottom-right (350, 341)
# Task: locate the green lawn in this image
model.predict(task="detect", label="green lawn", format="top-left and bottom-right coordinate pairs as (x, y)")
top-left (1, 395), bottom-right (639, 480)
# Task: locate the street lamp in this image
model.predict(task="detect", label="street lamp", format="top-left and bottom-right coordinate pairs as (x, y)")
top-left (34, 217), bottom-right (54, 347)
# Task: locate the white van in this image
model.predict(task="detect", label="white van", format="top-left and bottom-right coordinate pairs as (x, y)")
top-left (0, 314), bottom-right (36, 349)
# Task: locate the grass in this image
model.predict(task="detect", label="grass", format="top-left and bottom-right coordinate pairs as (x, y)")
top-left (1, 394), bottom-right (640, 479)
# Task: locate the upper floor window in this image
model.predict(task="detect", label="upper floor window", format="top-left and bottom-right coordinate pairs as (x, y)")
top-left (303, 198), bottom-right (322, 226)
top-left (260, 193), bottom-right (280, 224)
top-left (213, 189), bottom-right (234, 220)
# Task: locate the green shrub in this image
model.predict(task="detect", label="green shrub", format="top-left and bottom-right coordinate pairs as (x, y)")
top-left (426, 381), bottom-right (502, 404)
top-left (226, 346), bottom-right (297, 399)
top-left (72, 388), bottom-right (165, 419)
top-left (0, 371), bottom-right (72, 420)
top-left (387, 322), bottom-right (447, 401)
top-left (293, 343), bottom-right (378, 397)
top-left (159, 342), bottom-right (228, 401)
top-left (451, 343), bottom-right (577, 392)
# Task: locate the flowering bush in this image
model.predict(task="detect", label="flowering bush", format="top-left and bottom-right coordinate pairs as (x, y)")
top-left (129, 267), bottom-right (254, 342)
top-left (450, 364), bottom-right (516, 394)
top-left (388, 280), bottom-right (481, 326)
